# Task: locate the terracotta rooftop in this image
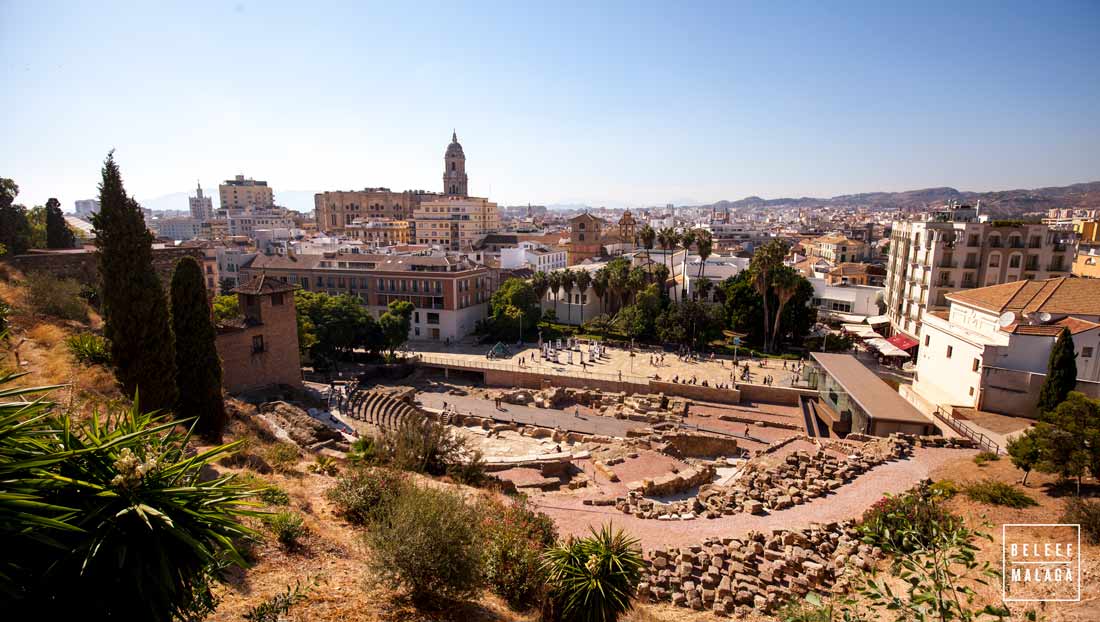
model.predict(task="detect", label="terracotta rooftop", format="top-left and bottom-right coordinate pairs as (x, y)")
top-left (1003, 316), bottom-right (1100, 336)
top-left (232, 273), bottom-right (297, 296)
top-left (947, 277), bottom-right (1100, 316)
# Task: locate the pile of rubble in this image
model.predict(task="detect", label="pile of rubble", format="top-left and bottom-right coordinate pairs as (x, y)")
top-left (637, 521), bottom-right (881, 616)
top-left (615, 434), bottom-right (917, 520)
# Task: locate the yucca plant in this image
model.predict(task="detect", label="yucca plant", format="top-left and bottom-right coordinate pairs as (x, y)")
top-left (0, 374), bottom-right (260, 621)
top-left (65, 332), bottom-right (111, 365)
top-left (541, 524), bottom-right (644, 622)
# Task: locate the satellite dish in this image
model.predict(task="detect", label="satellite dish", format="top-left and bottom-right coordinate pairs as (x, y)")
top-left (1038, 311), bottom-right (1052, 323)
top-left (998, 311), bottom-right (1017, 328)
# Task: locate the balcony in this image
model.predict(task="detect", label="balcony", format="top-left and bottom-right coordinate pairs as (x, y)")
top-left (938, 260), bottom-right (957, 269)
top-left (1048, 263), bottom-right (1065, 272)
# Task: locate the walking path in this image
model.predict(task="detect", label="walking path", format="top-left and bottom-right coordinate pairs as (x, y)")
top-left (530, 446), bottom-right (968, 548)
top-left (416, 392), bottom-right (644, 438)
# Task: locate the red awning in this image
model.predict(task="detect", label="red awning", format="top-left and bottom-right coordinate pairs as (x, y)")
top-left (887, 334), bottom-right (919, 351)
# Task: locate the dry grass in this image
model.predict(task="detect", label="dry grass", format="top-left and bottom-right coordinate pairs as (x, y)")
top-left (0, 268), bottom-right (121, 411)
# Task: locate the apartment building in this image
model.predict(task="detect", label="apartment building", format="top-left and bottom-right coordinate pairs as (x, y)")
top-left (804, 234), bottom-right (867, 264)
top-left (240, 251), bottom-right (492, 341)
top-left (500, 241), bottom-right (566, 273)
top-left (884, 204), bottom-right (1074, 342)
top-left (152, 217), bottom-right (202, 241)
top-left (219, 175), bottom-right (273, 210)
top-left (910, 277), bottom-right (1100, 418)
top-left (345, 219), bottom-right (410, 247)
top-left (314, 188), bottom-right (437, 234)
top-left (226, 208), bottom-right (295, 237)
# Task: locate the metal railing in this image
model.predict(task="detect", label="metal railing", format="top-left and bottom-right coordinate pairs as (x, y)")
top-left (933, 405), bottom-right (1001, 454)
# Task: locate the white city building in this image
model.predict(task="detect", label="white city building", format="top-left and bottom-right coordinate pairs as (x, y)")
top-left (74, 199), bottom-right (99, 218)
top-left (152, 217), bottom-right (202, 241)
top-left (189, 182), bottom-right (214, 221)
top-left (500, 241), bottom-right (566, 273)
top-left (809, 278), bottom-right (884, 323)
top-left (909, 277), bottom-right (1100, 418)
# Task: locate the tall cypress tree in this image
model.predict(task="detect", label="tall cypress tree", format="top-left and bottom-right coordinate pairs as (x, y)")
top-left (45, 198), bottom-right (76, 249)
top-left (170, 256), bottom-right (227, 440)
top-left (92, 152), bottom-right (177, 412)
top-left (1038, 327), bottom-right (1077, 416)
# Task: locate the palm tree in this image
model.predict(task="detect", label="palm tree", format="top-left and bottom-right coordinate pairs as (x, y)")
top-left (574, 270), bottom-right (591, 327)
top-left (657, 228), bottom-right (677, 295)
top-left (769, 266), bottom-right (800, 353)
top-left (547, 271), bottom-right (562, 320)
top-left (532, 271), bottom-right (549, 317)
top-left (652, 263), bottom-right (670, 294)
top-left (627, 267), bottom-right (647, 305)
top-left (696, 278), bottom-right (714, 302)
top-left (592, 268), bottom-right (609, 315)
top-left (696, 231), bottom-right (712, 278)
top-left (560, 269), bottom-right (576, 325)
top-left (607, 260), bottom-right (629, 313)
top-left (749, 240), bottom-right (790, 352)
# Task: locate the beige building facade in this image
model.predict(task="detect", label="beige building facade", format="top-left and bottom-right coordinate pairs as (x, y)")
top-left (219, 175), bottom-right (274, 211)
top-left (885, 204), bottom-right (1074, 341)
top-left (314, 188), bottom-right (437, 234)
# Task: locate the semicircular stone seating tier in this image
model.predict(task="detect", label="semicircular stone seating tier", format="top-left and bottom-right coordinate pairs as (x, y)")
top-left (344, 389), bottom-right (426, 431)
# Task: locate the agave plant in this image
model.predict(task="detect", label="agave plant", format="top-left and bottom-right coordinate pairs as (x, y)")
top-left (541, 524), bottom-right (644, 622)
top-left (0, 373), bottom-right (259, 621)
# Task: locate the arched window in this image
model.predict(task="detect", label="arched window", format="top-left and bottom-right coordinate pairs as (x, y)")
top-left (988, 252), bottom-right (1000, 268)
top-left (451, 161), bottom-right (456, 171)
top-left (1009, 254), bottom-right (1021, 268)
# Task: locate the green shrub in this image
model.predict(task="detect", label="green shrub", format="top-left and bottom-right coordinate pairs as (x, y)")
top-left (264, 511), bottom-right (307, 549)
top-left (366, 482), bottom-right (484, 604)
top-left (66, 333), bottom-right (111, 365)
top-left (264, 442), bottom-right (300, 473)
top-left (1060, 497), bottom-right (1100, 544)
top-left (859, 484), bottom-right (963, 553)
top-left (481, 496), bottom-right (559, 611)
top-left (26, 272), bottom-right (86, 320)
top-left (541, 524), bottom-right (644, 622)
top-left (0, 299), bottom-right (10, 332)
top-left (973, 451), bottom-right (1000, 466)
top-left (258, 485), bottom-right (290, 506)
top-left (962, 479), bottom-right (1038, 508)
top-left (929, 479), bottom-right (959, 499)
top-left (306, 454), bottom-right (339, 476)
top-left (243, 579), bottom-right (313, 622)
top-left (0, 373), bottom-right (257, 621)
top-left (325, 467), bottom-right (408, 526)
top-left (375, 412), bottom-right (482, 479)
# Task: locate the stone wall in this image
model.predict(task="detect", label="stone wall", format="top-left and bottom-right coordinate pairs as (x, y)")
top-left (2, 247), bottom-right (205, 286)
top-left (734, 383), bottom-right (817, 405)
top-left (651, 381), bottom-right (741, 405)
top-left (482, 368), bottom-right (650, 395)
top-left (662, 432), bottom-right (740, 458)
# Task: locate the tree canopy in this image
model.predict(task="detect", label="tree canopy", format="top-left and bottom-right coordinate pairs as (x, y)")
top-left (92, 152), bottom-right (177, 412)
top-left (1037, 327), bottom-right (1077, 414)
top-left (170, 257), bottom-right (226, 440)
top-left (45, 197), bottom-right (76, 249)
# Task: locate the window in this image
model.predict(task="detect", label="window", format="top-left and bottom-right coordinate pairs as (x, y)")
top-left (271, 293), bottom-right (284, 306)
top-left (969, 387), bottom-right (975, 396)
top-left (924, 335), bottom-right (930, 346)
top-left (427, 313), bottom-right (440, 325)
top-left (1009, 255), bottom-right (1021, 268)
top-left (1083, 347), bottom-right (1095, 358)
top-left (251, 335), bottom-right (265, 354)
top-left (578, 222), bottom-right (586, 230)
top-left (578, 233), bottom-right (585, 241)
top-left (972, 358), bottom-right (980, 372)
top-left (946, 345), bottom-right (953, 358)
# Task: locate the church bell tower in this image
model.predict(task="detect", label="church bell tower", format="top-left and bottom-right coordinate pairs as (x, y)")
top-left (443, 130), bottom-right (468, 197)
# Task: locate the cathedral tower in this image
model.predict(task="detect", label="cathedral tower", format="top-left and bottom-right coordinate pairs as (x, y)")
top-left (443, 130), bottom-right (468, 197)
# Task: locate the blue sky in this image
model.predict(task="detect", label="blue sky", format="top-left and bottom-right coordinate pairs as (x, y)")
top-left (2, 1), bottom-right (1098, 211)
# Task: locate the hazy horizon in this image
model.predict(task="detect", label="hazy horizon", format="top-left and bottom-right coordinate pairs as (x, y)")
top-left (3, 1), bottom-right (1099, 210)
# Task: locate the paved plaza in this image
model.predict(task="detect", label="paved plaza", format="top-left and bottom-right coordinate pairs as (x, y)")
top-left (411, 339), bottom-right (804, 388)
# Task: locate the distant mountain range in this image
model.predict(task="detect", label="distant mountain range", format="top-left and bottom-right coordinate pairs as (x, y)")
top-left (695, 182), bottom-right (1100, 218)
